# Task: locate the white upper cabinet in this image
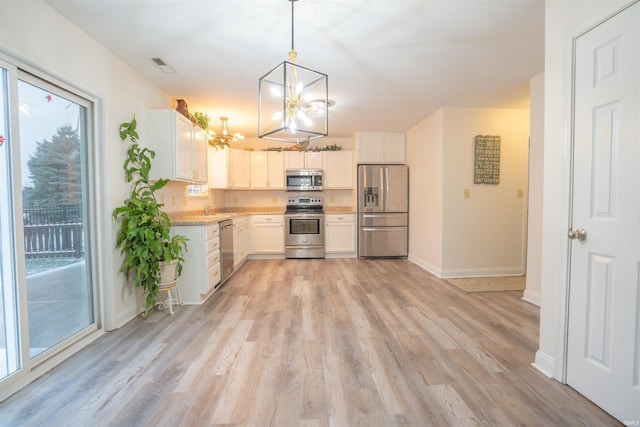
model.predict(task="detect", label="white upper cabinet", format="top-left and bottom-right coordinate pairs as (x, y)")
top-left (251, 151), bottom-right (285, 189)
top-left (207, 147), bottom-right (252, 189)
top-left (145, 109), bottom-right (208, 184)
top-left (284, 151), bottom-right (323, 169)
top-left (323, 151), bottom-right (354, 188)
top-left (208, 146), bottom-right (229, 189)
top-left (229, 149), bottom-right (251, 188)
top-left (355, 131), bottom-right (406, 164)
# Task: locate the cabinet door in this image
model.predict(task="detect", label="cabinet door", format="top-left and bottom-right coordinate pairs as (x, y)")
top-left (251, 151), bottom-right (269, 188)
top-left (305, 152), bottom-right (323, 169)
top-left (380, 133), bottom-right (406, 164)
top-left (230, 149), bottom-right (251, 188)
top-left (284, 152), bottom-right (305, 169)
top-left (325, 216), bottom-right (356, 253)
top-left (175, 113), bottom-right (193, 180)
top-left (356, 132), bottom-right (405, 164)
top-left (268, 152), bottom-right (285, 188)
top-left (192, 127), bottom-right (208, 183)
top-left (356, 132), bottom-right (382, 163)
top-left (252, 222), bottom-right (284, 253)
top-left (208, 146), bottom-right (229, 188)
top-left (323, 151), bottom-right (353, 188)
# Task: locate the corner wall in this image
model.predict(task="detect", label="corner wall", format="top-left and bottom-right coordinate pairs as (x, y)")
top-left (441, 107), bottom-right (529, 277)
top-left (406, 109), bottom-right (444, 274)
top-left (524, 73), bottom-right (544, 306)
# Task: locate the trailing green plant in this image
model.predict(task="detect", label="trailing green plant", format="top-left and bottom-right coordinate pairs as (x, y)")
top-left (190, 111), bottom-right (210, 132)
top-left (113, 116), bottom-right (188, 312)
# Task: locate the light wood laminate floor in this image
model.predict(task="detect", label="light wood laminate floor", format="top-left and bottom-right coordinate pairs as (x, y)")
top-left (0, 259), bottom-right (621, 426)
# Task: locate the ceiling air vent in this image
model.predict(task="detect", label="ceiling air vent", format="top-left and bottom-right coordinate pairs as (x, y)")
top-left (150, 57), bottom-right (175, 73)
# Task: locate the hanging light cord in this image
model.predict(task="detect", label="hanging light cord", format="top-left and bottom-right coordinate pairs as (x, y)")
top-left (290, 0), bottom-right (296, 51)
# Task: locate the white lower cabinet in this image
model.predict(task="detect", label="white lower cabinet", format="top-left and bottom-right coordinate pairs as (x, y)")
top-left (325, 214), bottom-right (356, 257)
top-left (233, 215), bottom-right (251, 268)
top-left (251, 215), bottom-right (284, 255)
top-left (173, 224), bottom-right (221, 304)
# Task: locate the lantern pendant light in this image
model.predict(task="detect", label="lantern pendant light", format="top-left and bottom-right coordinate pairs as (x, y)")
top-left (258, 0), bottom-right (329, 143)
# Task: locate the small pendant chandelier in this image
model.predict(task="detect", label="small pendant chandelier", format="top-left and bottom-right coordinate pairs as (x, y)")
top-left (258, 0), bottom-right (329, 143)
top-left (209, 116), bottom-right (244, 146)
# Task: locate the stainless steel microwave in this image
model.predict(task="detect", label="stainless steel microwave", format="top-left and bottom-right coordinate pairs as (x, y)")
top-left (285, 169), bottom-right (323, 191)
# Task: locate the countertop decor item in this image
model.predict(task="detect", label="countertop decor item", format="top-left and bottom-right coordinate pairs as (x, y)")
top-left (112, 116), bottom-right (188, 315)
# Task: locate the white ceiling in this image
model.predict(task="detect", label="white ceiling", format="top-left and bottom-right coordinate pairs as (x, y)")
top-left (45, 0), bottom-right (545, 139)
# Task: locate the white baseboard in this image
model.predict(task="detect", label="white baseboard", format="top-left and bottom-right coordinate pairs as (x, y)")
top-left (522, 289), bottom-right (541, 306)
top-left (440, 266), bottom-right (524, 278)
top-left (532, 350), bottom-right (555, 378)
top-left (407, 254), bottom-right (442, 277)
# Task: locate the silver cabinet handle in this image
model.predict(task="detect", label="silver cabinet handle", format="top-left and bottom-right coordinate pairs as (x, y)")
top-left (567, 228), bottom-right (587, 241)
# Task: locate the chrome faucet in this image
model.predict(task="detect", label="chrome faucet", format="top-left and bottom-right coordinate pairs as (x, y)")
top-left (203, 203), bottom-right (213, 216)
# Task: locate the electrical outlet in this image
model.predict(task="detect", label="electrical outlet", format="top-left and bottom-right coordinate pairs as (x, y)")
top-left (517, 189), bottom-right (524, 199)
top-left (330, 196), bottom-right (335, 203)
top-left (464, 189), bottom-right (471, 198)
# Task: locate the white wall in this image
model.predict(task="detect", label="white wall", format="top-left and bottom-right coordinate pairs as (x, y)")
top-left (442, 107), bottom-right (529, 277)
top-left (406, 107), bottom-right (530, 278)
top-left (536, 0), bottom-right (631, 378)
top-left (406, 109), bottom-right (444, 274)
top-left (0, 0), bottom-right (172, 330)
top-left (523, 73), bottom-right (544, 306)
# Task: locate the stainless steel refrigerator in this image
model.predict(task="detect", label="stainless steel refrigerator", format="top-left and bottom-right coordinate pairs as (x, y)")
top-left (357, 164), bottom-right (409, 258)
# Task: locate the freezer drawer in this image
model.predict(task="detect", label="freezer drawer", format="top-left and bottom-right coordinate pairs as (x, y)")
top-left (358, 226), bottom-right (408, 258)
top-left (359, 213), bottom-right (408, 227)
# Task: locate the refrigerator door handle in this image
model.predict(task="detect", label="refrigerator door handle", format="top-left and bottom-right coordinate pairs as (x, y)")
top-left (379, 167), bottom-right (385, 211)
top-left (384, 167), bottom-right (390, 211)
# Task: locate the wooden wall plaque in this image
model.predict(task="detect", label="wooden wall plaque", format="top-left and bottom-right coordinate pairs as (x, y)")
top-left (474, 135), bottom-right (500, 184)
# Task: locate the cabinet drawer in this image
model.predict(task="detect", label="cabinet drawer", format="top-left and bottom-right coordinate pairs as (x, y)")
top-left (207, 237), bottom-right (220, 253)
top-left (325, 214), bottom-right (355, 223)
top-left (206, 225), bottom-right (220, 240)
top-left (252, 214), bottom-right (284, 224)
top-left (207, 249), bottom-right (221, 269)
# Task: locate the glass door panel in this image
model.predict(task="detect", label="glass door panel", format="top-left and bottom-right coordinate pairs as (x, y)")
top-left (17, 78), bottom-right (93, 358)
top-left (0, 65), bottom-right (21, 379)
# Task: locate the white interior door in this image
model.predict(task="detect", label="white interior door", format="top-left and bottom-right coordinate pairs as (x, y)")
top-left (567, 1), bottom-right (640, 422)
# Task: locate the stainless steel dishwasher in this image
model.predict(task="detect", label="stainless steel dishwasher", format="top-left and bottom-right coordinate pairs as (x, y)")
top-left (219, 219), bottom-right (234, 284)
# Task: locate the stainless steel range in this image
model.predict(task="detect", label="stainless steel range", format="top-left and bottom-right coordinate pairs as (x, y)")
top-left (285, 195), bottom-right (325, 259)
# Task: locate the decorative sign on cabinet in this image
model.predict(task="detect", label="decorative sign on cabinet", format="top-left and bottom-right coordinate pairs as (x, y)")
top-left (355, 131), bottom-right (406, 164)
top-left (145, 109), bottom-right (208, 184)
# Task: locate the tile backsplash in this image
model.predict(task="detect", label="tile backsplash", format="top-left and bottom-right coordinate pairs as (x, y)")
top-left (158, 181), bottom-right (354, 214)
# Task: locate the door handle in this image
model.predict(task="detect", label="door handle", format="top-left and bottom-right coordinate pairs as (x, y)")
top-left (567, 228), bottom-right (587, 241)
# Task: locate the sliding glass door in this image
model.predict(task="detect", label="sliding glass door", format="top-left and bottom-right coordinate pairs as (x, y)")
top-left (0, 59), bottom-right (97, 384)
top-left (0, 62), bottom-right (21, 380)
top-left (18, 75), bottom-right (94, 358)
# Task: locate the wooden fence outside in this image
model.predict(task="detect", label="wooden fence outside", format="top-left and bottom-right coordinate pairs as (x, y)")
top-left (23, 205), bottom-right (84, 259)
